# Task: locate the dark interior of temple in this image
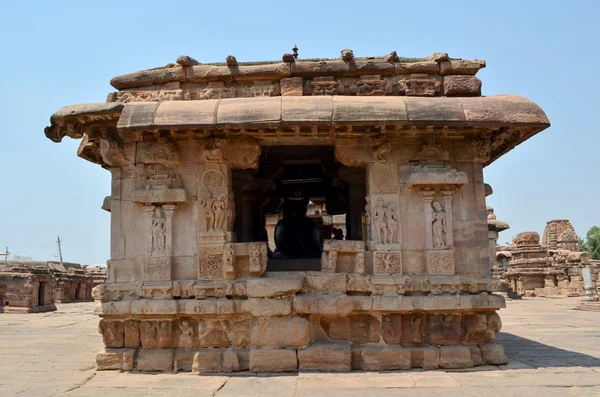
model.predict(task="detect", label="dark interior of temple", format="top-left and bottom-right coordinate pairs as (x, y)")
top-left (232, 146), bottom-right (365, 271)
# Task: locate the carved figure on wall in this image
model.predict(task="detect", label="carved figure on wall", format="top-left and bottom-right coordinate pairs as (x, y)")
top-left (223, 246), bottom-right (234, 271)
top-left (179, 319), bottom-right (195, 349)
top-left (328, 250), bottom-right (338, 270)
top-left (249, 245), bottom-right (260, 269)
top-left (200, 199), bottom-right (215, 232)
top-left (385, 203), bottom-right (398, 244)
top-left (212, 194), bottom-right (227, 231)
top-left (152, 207), bottom-right (166, 253)
top-left (373, 197), bottom-right (387, 244)
top-left (432, 201), bottom-right (446, 249)
top-left (409, 315), bottom-right (423, 343)
top-left (373, 140), bottom-right (391, 162)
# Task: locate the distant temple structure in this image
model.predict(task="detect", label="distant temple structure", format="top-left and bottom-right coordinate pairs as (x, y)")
top-left (0, 261), bottom-right (107, 312)
top-left (494, 219), bottom-right (599, 298)
top-left (45, 49), bottom-right (549, 372)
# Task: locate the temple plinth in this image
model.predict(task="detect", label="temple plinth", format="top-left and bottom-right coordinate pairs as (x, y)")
top-left (45, 49), bottom-right (550, 372)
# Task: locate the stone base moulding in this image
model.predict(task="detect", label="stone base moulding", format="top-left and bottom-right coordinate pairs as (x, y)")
top-left (96, 343), bottom-right (506, 372)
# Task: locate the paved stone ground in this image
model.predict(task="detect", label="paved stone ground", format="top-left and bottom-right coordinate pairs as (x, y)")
top-left (1, 298), bottom-right (600, 396)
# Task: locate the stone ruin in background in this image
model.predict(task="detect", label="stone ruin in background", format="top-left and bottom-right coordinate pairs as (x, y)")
top-left (0, 261), bottom-right (107, 312)
top-left (45, 49), bottom-right (550, 372)
top-left (492, 219), bottom-right (599, 298)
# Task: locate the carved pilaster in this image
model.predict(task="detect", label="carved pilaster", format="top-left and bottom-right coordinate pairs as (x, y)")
top-left (143, 205), bottom-right (156, 257)
top-left (442, 190), bottom-right (454, 247)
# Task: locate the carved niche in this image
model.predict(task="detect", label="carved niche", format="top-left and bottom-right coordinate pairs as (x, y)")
top-left (130, 139), bottom-right (187, 205)
top-left (321, 240), bottom-right (366, 274)
top-left (222, 242), bottom-right (268, 279)
top-left (409, 163), bottom-right (468, 276)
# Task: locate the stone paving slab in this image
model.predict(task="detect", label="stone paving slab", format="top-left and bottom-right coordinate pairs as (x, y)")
top-left (1, 299), bottom-right (600, 396)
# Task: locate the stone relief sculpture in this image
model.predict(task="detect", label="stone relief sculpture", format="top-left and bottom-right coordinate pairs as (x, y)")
top-left (432, 201), bottom-right (447, 249)
top-left (373, 198), bottom-right (387, 244)
top-left (151, 207), bottom-right (166, 253)
top-left (178, 319), bottom-right (195, 349)
top-left (385, 203), bottom-right (398, 244)
top-left (212, 194), bottom-right (228, 232)
top-left (371, 197), bottom-right (399, 245)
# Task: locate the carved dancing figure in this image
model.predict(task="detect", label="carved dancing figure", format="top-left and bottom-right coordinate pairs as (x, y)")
top-left (179, 319), bottom-right (195, 349)
top-left (373, 197), bottom-right (387, 244)
top-left (152, 207), bottom-right (166, 252)
top-left (223, 246), bottom-right (234, 272)
top-left (385, 203), bottom-right (398, 244)
top-left (432, 201), bottom-right (446, 249)
top-left (212, 194), bottom-right (227, 231)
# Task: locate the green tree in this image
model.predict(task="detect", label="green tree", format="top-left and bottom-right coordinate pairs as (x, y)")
top-left (582, 226), bottom-right (600, 260)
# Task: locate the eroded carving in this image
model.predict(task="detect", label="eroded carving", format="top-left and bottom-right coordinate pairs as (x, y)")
top-left (432, 201), bottom-right (447, 249)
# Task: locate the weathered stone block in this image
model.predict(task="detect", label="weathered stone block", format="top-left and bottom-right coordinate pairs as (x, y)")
top-left (298, 342), bottom-right (351, 371)
top-left (372, 296), bottom-right (413, 311)
top-left (136, 349), bottom-right (175, 372)
top-left (96, 348), bottom-right (135, 371)
top-left (140, 320), bottom-right (173, 349)
top-left (222, 348), bottom-right (241, 372)
top-left (99, 319), bottom-right (124, 348)
top-left (304, 273), bottom-right (346, 293)
top-left (411, 346), bottom-right (439, 369)
top-left (197, 319), bottom-right (231, 348)
top-left (244, 297), bottom-right (291, 316)
top-left (425, 314), bottom-right (462, 345)
top-left (246, 277), bottom-right (304, 298)
top-left (320, 314), bottom-right (380, 344)
top-left (354, 345), bottom-right (411, 371)
top-left (293, 295), bottom-right (354, 314)
top-left (249, 348), bottom-right (297, 372)
top-left (191, 349), bottom-right (223, 373)
top-left (280, 77), bottom-right (303, 96)
top-left (444, 76), bottom-right (482, 97)
top-left (250, 316), bottom-right (310, 348)
top-left (479, 343), bottom-right (508, 365)
top-left (439, 345), bottom-right (473, 369)
top-left (382, 314), bottom-right (402, 344)
top-left (123, 319), bottom-right (140, 348)
top-left (467, 344), bottom-right (483, 366)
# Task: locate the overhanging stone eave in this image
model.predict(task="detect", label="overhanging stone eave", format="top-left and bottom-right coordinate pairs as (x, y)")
top-left (44, 102), bottom-right (124, 143)
top-left (112, 95), bottom-right (549, 132)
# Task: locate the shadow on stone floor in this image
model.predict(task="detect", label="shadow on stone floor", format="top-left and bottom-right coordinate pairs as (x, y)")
top-left (498, 332), bottom-right (600, 368)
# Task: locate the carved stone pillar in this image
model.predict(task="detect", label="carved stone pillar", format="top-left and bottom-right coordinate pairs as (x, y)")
top-left (442, 190), bottom-right (454, 247)
top-left (163, 204), bottom-right (176, 255)
top-left (409, 164), bottom-right (468, 276)
top-left (421, 192), bottom-right (434, 250)
top-left (143, 205), bottom-right (156, 257)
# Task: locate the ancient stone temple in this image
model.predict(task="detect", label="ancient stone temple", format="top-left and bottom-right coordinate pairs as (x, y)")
top-left (499, 220), bottom-right (598, 297)
top-left (0, 265), bottom-right (56, 313)
top-left (45, 49), bottom-right (550, 372)
top-left (47, 262), bottom-right (94, 303)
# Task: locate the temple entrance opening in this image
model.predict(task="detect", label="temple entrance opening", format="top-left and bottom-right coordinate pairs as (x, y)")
top-left (232, 146), bottom-right (365, 271)
top-left (38, 282), bottom-right (46, 306)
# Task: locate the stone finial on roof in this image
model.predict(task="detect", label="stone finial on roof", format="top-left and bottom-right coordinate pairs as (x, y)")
top-left (176, 55), bottom-right (200, 66)
top-left (384, 51), bottom-right (400, 63)
top-left (428, 52), bottom-right (449, 62)
top-left (282, 53), bottom-right (295, 62)
top-left (226, 55), bottom-right (238, 67)
top-left (341, 49), bottom-right (354, 62)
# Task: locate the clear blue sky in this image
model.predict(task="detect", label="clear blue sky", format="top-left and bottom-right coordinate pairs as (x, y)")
top-left (0, 0), bottom-right (598, 264)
